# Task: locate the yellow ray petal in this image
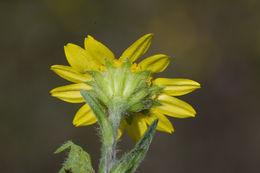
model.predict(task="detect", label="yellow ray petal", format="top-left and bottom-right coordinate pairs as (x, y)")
top-left (145, 110), bottom-right (174, 133)
top-left (51, 65), bottom-right (91, 83)
top-left (119, 33), bottom-right (154, 62)
top-left (126, 114), bottom-right (147, 142)
top-left (73, 104), bottom-right (98, 126)
top-left (139, 54), bottom-right (170, 73)
top-left (50, 83), bottom-right (91, 103)
top-left (154, 94), bottom-right (196, 118)
top-left (64, 43), bottom-right (99, 72)
top-left (153, 78), bottom-right (200, 96)
top-left (84, 35), bottom-right (115, 65)
top-left (117, 119), bottom-right (126, 140)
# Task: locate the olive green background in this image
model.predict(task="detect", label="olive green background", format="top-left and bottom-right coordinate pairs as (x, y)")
top-left (1, 0), bottom-right (260, 172)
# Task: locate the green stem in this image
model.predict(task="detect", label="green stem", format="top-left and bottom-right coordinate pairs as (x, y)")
top-left (105, 144), bottom-right (113, 173)
top-left (99, 130), bottom-right (115, 173)
top-left (104, 109), bottom-right (122, 172)
top-left (80, 90), bottom-right (114, 173)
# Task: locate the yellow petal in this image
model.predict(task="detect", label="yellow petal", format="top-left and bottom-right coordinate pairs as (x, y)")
top-left (64, 43), bottom-right (99, 72)
top-left (50, 83), bottom-right (91, 103)
top-left (119, 33), bottom-right (154, 62)
top-left (51, 65), bottom-right (91, 83)
top-left (84, 35), bottom-right (115, 65)
top-left (117, 119), bottom-right (126, 140)
top-left (153, 78), bottom-right (200, 96)
top-left (126, 114), bottom-right (147, 142)
top-left (139, 54), bottom-right (170, 73)
top-left (145, 110), bottom-right (174, 133)
top-left (73, 104), bottom-right (98, 126)
top-left (154, 94), bottom-right (196, 118)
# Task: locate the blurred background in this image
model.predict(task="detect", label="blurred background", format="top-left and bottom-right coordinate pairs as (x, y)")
top-left (1, 0), bottom-right (260, 172)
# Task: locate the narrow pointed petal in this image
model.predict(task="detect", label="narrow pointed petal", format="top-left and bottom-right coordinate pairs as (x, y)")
top-left (51, 65), bottom-right (91, 83)
top-left (145, 110), bottom-right (174, 133)
top-left (153, 78), bottom-right (201, 96)
top-left (119, 33), bottom-right (154, 62)
top-left (139, 54), bottom-right (170, 73)
top-left (64, 43), bottom-right (99, 72)
top-left (73, 104), bottom-right (98, 126)
top-left (126, 114), bottom-right (147, 142)
top-left (154, 94), bottom-right (196, 118)
top-left (84, 35), bottom-right (115, 65)
top-left (117, 120), bottom-right (126, 140)
top-left (50, 83), bottom-right (91, 103)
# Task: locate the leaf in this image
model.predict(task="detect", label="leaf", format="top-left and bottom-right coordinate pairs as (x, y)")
top-left (109, 119), bottom-right (158, 173)
top-left (54, 141), bottom-right (73, 154)
top-left (80, 90), bottom-right (114, 146)
top-left (55, 141), bottom-right (95, 173)
top-left (80, 90), bottom-right (114, 173)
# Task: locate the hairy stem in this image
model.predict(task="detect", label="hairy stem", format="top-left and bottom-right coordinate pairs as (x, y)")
top-left (103, 109), bottom-right (122, 173)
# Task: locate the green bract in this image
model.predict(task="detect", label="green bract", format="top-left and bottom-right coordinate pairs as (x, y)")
top-left (86, 60), bottom-right (162, 124)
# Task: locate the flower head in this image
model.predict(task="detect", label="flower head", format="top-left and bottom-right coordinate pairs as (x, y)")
top-left (50, 34), bottom-right (200, 142)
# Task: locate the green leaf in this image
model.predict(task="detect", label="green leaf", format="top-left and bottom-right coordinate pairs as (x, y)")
top-left (80, 90), bottom-right (114, 173)
top-left (54, 140), bottom-right (73, 154)
top-left (80, 90), bottom-right (114, 146)
top-left (55, 141), bottom-right (95, 173)
top-left (109, 119), bottom-right (158, 173)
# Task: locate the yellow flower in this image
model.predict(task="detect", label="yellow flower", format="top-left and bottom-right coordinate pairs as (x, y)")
top-left (50, 34), bottom-right (200, 142)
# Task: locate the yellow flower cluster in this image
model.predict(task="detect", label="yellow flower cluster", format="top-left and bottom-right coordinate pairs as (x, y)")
top-left (50, 34), bottom-right (200, 142)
